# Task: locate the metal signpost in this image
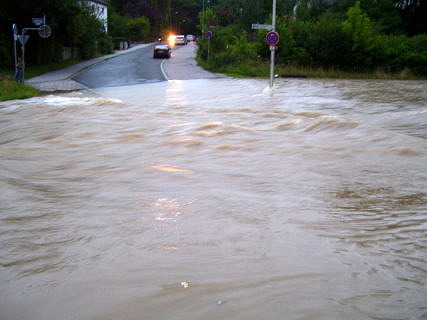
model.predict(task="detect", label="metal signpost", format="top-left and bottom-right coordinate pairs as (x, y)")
top-left (12, 15), bottom-right (51, 82)
top-left (268, 0), bottom-right (278, 89)
top-left (12, 24), bottom-right (18, 74)
top-left (206, 31), bottom-right (213, 60)
top-left (254, 1), bottom-right (278, 90)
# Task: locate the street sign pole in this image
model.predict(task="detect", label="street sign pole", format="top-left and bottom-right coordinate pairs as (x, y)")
top-left (269, 0), bottom-right (277, 89)
top-left (206, 31), bottom-right (212, 60)
top-left (12, 24), bottom-right (18, 74)
top-left (21, 31), bottom-right (26, 81)
top-left (269, 45), bottom-right (275, 88)
top-left (20, 31), bottom-right (30, 81)
top-left (12, 16), bottom-right (51, 82)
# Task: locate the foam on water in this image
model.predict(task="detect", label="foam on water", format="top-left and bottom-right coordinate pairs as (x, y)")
top-left (0, 93), bottom-right (124, 113)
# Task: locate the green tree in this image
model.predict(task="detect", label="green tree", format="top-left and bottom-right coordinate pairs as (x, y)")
top-left (198, 8), bottom-right (218, 34)
top-left (67, 3), bottom-right (107, 58)
top-left (360, 0), bottom-right (402, 34)
top-left (108, 8), bottom-right (132, 38)
top-left (342, 1), bottom-right (378, 68)
top-left (126, 16), bottom-right (150, 41)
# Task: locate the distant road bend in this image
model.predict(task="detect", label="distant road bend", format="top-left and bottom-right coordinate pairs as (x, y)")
top-left (73, 43), bottom-right (222, 88)
top-left (73, 44), bottom-right (166, 88)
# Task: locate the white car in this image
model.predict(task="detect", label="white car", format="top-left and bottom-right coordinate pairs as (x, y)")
top-left (175, 35), bottom-right (187, 45)
top-left (186, 35), bottom-right (195, 42)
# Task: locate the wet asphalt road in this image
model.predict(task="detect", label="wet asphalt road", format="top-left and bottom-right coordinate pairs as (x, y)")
top-left (73, 44), bottom-right (166, 88)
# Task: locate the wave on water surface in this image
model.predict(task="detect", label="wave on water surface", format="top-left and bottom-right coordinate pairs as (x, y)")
top-left (0, 93), bottom-right (125, 113)
top-left (0, 78), bottom-right (426, 320)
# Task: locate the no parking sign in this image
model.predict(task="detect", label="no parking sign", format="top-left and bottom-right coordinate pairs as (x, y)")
top-left (265, 31), bottom-right (279, 46)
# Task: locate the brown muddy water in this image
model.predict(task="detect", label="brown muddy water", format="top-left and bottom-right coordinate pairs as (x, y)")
top-left (0, 78), bottom-right (426, 320)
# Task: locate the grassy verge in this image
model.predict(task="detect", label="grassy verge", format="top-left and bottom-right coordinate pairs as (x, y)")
top-left (197, 58), bottom-right (427, 80)
top-left (0, 75), bottom-right (40, 101)
top-left (24, 59), bottom-right (80, 79)
top-left (0, 59), bottom-right (82, 101)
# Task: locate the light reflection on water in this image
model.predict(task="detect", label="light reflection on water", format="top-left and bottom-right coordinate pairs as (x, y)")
top-left (0, 79), bottom-right (426, 320)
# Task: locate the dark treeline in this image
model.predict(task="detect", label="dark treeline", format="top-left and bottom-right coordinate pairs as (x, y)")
top-left (0, 0), bottom-right (115, 70)
top-left (109, 0), bottom-right (200, 37)
top-left (207, 0), bottom-right (426, 36)
top-left (1, 0), bottom-right (426, 75)
top-left (197, 0), bottom-right (427, 76)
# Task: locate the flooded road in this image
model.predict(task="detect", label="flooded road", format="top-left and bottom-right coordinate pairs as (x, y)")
top-left (1, 78), bottom-right (426, 320)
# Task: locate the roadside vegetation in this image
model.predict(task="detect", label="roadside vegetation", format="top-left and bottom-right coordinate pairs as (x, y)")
top-left (0, 59), bottom-right (83, 101)
top-left (198, 58), bottom-right (424, 80)
top-left (196, 0), bottom-right (427, 79)
top-left (0, 74), bottom-right (39, 101)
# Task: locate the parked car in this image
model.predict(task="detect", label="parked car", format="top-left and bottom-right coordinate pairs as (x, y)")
top-left (186, 34), bottom-right (195, 42)
top-left (175, 35), bottom-right (187, 45)
top-left (153, 44), bottom-right (171, 58)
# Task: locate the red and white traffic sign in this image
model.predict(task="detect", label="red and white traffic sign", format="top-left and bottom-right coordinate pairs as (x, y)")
top-left (266, 31), bottom-right (279, 46)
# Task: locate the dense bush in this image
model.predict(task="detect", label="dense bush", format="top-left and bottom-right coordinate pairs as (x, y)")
top-left (97, 34), bottom-right (114, 55)
top-left (126, 16), bottom-right (150, 41)
top-left (198, 24), bottom-right (260, 72)
top-left (402, 35), bottom-right (427, 75)
top-left (272, 15), bottom-right (352, 68)
top-left (198, 1), bottom-right (427, 76)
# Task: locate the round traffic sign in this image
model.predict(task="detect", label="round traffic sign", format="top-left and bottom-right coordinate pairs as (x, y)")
top-left (38, 25), bottom-right (52, 38)
top-left (266, 31), bottom-right (279, 46)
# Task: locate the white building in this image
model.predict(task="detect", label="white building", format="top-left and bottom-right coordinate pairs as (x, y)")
top-left (79, 0), bottom-right (109, 33)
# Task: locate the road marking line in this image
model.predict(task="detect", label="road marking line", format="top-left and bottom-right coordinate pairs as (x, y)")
top-left (160, 59), bottom-right (170, 81)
